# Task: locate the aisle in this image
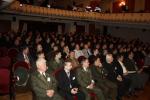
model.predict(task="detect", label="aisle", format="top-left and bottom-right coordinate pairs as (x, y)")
top-left (123, 82), bottom-right (150, 100)
top-left (0, 82), bottom-right (150, 100)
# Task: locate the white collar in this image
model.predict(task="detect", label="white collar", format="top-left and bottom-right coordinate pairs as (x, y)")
top-left (64, 68), bottom-right (70, 73)
top-left (83, 67), bottom-right (88, 71)
top-left (38, 71), bottom-right (46, 76)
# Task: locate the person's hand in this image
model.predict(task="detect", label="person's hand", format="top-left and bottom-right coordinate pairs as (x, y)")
top-left (73, 88), bottom-right (78, 92)
top-left (123, 72), bottom-right (128, 76)
top-left (25, 59), bottom-right (30, 64)
top-left (117, 75), bottom-right (122, 81)
top-left (91, 82), bottom-right (95, 87)
top-left (138, 68), bottom-right (143, 73)
top-left (143, 66), bottom-right (149, 68)
top-left (87, 83), bottom-right (94, 89)
top-left (46, 90), bottom-right (54, 97)
top-left (71, 88), bottom-right (78, 94)
top-left (99, 63), bottom-right (102, 68)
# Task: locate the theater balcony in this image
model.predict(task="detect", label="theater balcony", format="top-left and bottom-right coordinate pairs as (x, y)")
top-left (1, 0), bottom-right (150, 24)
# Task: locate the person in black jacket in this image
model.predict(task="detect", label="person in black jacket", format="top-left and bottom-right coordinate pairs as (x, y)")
top-left (124, 51), bottom-right (149, 92)
top-left (90, 56), bottom-right (117, 100)
top-left (57, 59), bottom-right (85, 100)
top-left (103, 53), bottom-right (130, 100)
top-left (114, 54), bottom-right (131, 96)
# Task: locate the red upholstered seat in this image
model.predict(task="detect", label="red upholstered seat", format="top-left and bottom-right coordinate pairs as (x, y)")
top-left (73, 95), bottom-right (78, 100)
top-left (0, 47), bottom-right (8, 57)
top-left (136, 59), bottom-right (144, 69)
top-left (90, 92), bottom-right (97, 100)
top-left (0, 56), bottom-right (11, 69)
top-left (72, 92), bottom-right (96, 100)
top-left (0, 68), bottom-right (10, 94)
top-left (13, 61), bottom-right (30, 87)
top-left (7, 48), bottom-right (19, 60)
top-left (52, 67), bottom-right (64, 77)
top-left (13, 61), bottom-right (29, 71)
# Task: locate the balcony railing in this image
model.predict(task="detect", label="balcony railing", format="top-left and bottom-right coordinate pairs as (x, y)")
top-left (5, 1), bottom-right (150, 23)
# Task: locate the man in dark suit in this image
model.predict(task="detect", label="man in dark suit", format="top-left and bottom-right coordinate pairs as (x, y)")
top-left (31, 58), bottom-right (63, 100)
top-left (57, 59), bottom-right (85, 100)
top-left (114, 54), bottom-right (131, 97)
top-left (103, 53), bottom-right (129, 100)
top-left (124, 51), bottom-right (149, 92)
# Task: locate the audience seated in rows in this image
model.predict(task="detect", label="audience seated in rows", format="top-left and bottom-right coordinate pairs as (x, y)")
top-left (0, 30), bottom-right (150, 100)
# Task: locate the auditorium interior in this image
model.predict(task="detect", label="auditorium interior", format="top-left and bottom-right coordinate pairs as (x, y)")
top-left (0, 0), bottom-right (150, 100)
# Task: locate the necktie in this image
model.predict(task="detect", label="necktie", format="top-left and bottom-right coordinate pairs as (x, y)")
top-left (87, 49), bottom-right (91, 56)
top-left (42, 73), bottom-right (47, 80)
top-left (25, 55), bottom-right (29, 62)
top-left (67, 72), bottom-right (70, 78)
top-left (66, 72), bottom-right (72, 88)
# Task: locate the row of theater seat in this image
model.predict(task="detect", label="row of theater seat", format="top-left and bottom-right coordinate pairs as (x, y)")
top-left (0, 47), bottom-right (19, 98)
top-left (8, 1), bottom-right (150, 22)
top-left (0, 47), bottom-right (147, 100)
top-left (0, 47), bottom-right (97, 100)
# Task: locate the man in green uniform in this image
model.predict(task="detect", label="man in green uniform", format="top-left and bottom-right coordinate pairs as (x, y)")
top-left (31, 58), bottom-right (63, 100)
top-left (76, 57), bottom-right (105, 100)
top-left (90, 56), bottom-right (117, 100)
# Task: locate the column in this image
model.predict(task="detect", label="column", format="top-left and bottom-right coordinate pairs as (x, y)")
top-left (65, 22), bottom-right (76, 33)
top-left (134, 0), bottom-right (145, 12)
top-left (85, 23), bottom-right (89, 33)
top-left (11, 17), bottom-right (19, 32)
top-left (58, 25), bottom-right (62, 34)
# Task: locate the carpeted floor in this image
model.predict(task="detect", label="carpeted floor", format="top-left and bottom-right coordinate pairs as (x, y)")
top-left (0, 82), bottom-right (150, 100)
top-left (123, 82), bottom-right (150, 100)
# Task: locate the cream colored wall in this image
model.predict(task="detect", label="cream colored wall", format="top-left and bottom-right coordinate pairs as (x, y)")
top-left (54, 0), bottom-right (92, 9)
top-left (55, 0), bottom-right (72, 9)
top-left (134, 0), bottom-right (145, 12)
top-left (101, 0), bottom-right (113, 12)
top-left (108, 26), bottom-right (150, 43)
top-left (101, 0), bottom-right (145, 13)
top-left (75, 0), bottom-right (90, 7)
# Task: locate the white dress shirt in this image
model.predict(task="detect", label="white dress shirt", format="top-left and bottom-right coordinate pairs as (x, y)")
top-left (118, 61), bottom-right (128, 74)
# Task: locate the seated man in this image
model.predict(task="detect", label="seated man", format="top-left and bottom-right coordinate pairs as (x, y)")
top-left (103, 54), bottom-right (130, 100)
top-left (90, 56), bottom-right (117, 100)
top-left (76, 57), bottom-right (105, 100)
top-left (124, 51), bottom-right (149, 92)
top-left (31, 58), bottom-right (63, 100)
top-left (57, 59), bottom-right (85, 100)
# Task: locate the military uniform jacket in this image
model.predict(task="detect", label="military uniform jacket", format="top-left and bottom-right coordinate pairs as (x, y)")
top-left (47, 59), bottom-right (64, 73)
top-left (31, 71), bottom-right (58, 100)
top-left (76, 67), bottom-right (93, 88)
top-left (90, 65), bottom-right (108, 82)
